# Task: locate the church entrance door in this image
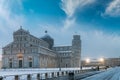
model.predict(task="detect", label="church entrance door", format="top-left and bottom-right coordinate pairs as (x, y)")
top-left (19, 60), bottom-right (22, 68)
top-left (9, 62), bottom-right (12, 68)
top-left (29, 61), bottom-right (32, 67)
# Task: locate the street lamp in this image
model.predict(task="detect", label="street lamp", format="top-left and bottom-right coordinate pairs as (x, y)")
top-left (98, 58), bottom-right (104, 66)
top-left (99, 58), bottom-right (104, 63)
top-left (85, 58), bottom-right (90, 67)
top-left (86, 58), bottom-right (90, 64)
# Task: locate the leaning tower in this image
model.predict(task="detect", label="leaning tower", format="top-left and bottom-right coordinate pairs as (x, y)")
top-left (72, 35), bottom-right (81, 67)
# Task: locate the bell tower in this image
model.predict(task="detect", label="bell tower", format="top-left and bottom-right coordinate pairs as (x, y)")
top-left (72, 35), bottom-right (81, 67)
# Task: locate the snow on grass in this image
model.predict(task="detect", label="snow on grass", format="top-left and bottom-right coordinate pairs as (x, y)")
top-left (0, 67), bottom-right (93, 80)
top-left (82, 67), bottom-right (120, 80)
top-left (0, 68), bottom-right (82, 77)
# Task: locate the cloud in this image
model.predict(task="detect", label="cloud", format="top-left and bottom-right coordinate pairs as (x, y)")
top-left (60, 0), bottom-right (95, 31)
top-left (104, 0), bottom-right (120, 17)
top-left (0, 0), bottom-right (25, 33)
top-left (61, 0), bottom-right (95, 18)
top-left (80, 30), bottom-right (120, 59)
top-left (61, 0), bottom-right (80, 18)
top-left (62, 17), bottom-right (75, 31)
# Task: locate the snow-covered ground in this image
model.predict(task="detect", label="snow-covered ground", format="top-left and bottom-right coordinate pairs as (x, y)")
top-left (0, 68), bottom-right (81, 76)
top-left (0, 68), bottom-right (82, 80)
top-left (82, 67), bottom-right (120, 80)
top-left (0, 67), bottom-right (92, 76)
top-left (0, 67), bottom-right (104, 80)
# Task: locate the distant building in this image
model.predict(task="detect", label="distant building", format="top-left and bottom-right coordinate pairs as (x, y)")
top-left (2, 27), bottom-right (81, 68)
top-left (81, 59), bottom-right (104, 67)
top-left (81, 58), bottom-right (120, 67)
top-left (104, 58), bottom-right (120, 67)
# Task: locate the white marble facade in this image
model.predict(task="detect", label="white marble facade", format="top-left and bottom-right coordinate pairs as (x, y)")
top-left (2, 27), bottom-right (81, 68)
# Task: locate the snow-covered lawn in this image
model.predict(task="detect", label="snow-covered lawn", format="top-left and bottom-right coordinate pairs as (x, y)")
top-left (0, 67), bottom-right (97, 80)
top-left (0, 68), bottom-right (82, 80)
top-left (82, 67), bottom-right (120, 80)
top-left (0, 68), bottom-right (81, 76)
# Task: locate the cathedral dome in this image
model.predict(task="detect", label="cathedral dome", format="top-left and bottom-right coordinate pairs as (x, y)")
top-left (41, 31), bottom-right (54, 49)
top-left (42, 34), bottom-right (53, 40)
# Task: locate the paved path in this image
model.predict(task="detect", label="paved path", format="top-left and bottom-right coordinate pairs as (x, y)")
top-left (82, 67), bottom-right (120, 80)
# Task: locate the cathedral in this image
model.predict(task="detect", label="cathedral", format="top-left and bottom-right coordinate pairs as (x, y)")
top-left (2, 27), bottom-right (81, 68)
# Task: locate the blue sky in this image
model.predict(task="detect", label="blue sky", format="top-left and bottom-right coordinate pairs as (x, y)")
top-left (1, 0), bottom-right (120, 60)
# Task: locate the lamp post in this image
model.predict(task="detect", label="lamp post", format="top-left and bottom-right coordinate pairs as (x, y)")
top-left (96, 58), bottom-right (104, 70)
top-left (99, 58), bottom-right (104, 66)
top-left (85, 58), bottom-right (90, 67)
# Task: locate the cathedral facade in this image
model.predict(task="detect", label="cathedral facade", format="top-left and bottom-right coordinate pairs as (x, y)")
top-left (2, 27), bottom-right (81, 68)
